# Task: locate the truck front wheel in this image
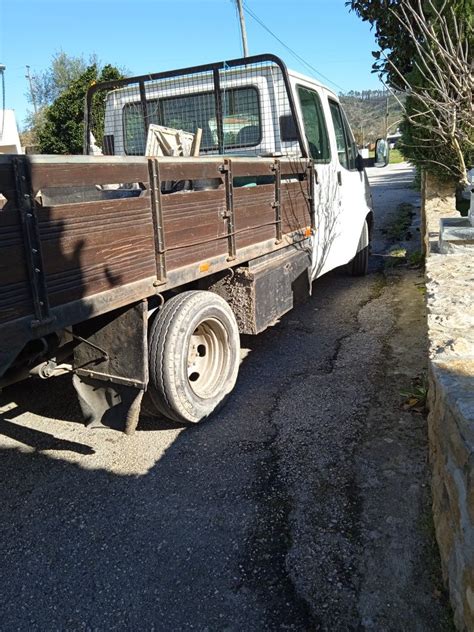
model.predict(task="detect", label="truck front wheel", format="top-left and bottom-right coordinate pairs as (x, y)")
top-left (146, 291), bottom-right (240, 424)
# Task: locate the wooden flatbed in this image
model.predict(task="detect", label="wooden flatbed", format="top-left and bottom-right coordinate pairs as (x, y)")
top-left (0, 154), bottom-right (313, 381)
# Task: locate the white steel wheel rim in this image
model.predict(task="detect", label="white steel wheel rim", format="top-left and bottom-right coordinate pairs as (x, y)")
top-left (187, 318), bottom-right (229, 398)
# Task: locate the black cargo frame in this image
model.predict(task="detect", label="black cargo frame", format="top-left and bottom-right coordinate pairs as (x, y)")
top-left (84, 53), bottom-right (307, 159)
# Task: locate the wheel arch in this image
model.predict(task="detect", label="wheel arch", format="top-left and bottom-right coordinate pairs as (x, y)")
top-left (366, 210), bottom-right (374, 240)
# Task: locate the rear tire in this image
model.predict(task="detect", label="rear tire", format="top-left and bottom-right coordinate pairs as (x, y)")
top-left (348, 219), bottom-right (369, 276)
top-left (146, 291), bottom-right (240, 424)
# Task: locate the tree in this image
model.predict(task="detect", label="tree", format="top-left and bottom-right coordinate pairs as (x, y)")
top-left (25, 52), bottom-right (125, 153)
top-left (36, 63), bottom-right (123, 154)
top-left (25, 52), bottom-right (97, 143)
top-left (347, 0), bottom-right (474, 184)
top-left (27, 51), bottom-right (99, 111)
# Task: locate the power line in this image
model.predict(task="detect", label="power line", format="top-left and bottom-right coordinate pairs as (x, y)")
top-left (242, 2), bottom-right (347, 94)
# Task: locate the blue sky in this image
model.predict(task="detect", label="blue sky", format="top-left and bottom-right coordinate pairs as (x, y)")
top-left (1, 0), bottom-right (383, 128)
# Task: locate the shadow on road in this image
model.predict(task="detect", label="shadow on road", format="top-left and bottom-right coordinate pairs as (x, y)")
top-left (0, 271), bottom-right (359, 630)
top-left (0, 245), bottom-right (448, 631)
top-left (0, 416), bottom-right (94, 455)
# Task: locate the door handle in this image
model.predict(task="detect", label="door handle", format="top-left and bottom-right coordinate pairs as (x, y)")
top-left (337, 171), bottom-right (342, 186)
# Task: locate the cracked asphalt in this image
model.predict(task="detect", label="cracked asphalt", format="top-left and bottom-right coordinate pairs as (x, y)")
top-left (0, 163), bottom-right (452, 631)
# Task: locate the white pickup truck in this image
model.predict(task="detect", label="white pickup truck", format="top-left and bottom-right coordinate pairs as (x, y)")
top-left (0, 54), bottom-right (387, 431)
top-left (94, 53), bottom-right (386, 279)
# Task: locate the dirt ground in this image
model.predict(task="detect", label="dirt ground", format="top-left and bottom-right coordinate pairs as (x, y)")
top-left (0, 163), bottom-right (453, 630)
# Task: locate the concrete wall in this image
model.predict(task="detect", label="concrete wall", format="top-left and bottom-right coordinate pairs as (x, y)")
top-left (424, 171), bottom-right (474, 630)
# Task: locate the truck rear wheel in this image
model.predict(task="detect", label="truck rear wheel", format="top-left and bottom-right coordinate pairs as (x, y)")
top-left (146, 291), bottom-right (240, 424)
top-left (347, 219), bottom-right (369, 276)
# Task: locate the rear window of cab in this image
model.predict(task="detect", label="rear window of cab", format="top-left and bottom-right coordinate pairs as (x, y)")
top-left (122, 87), bottom-right (261, 155)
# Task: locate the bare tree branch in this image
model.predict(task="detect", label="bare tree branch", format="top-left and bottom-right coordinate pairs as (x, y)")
top-left (384, 0), bottom-right (473, 183)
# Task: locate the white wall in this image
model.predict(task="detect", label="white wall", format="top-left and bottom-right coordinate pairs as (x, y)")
top-left (0, 110), bottom-right (22, 154)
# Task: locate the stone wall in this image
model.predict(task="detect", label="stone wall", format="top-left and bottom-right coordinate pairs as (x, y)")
top-left (425, 174), bottom-right (474, 630)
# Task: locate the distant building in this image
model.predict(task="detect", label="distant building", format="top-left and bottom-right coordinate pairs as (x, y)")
top-left (0, 110), bottom-right (22, 153)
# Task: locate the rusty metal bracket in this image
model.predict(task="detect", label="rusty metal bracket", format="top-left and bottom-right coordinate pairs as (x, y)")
top-left (74, 300), bottom-right (148, 387)
top-left (12, 156), bottom-right (55, 330)
top-left (213, 68), bottom-right (224, 154)
top-left (65, 329), bottom-right (109, 364)
top-left (221, 159), bottom-right (237, 261)
top-left (139, 80), bottom-right (150, 144)
top-left (72, 300), bottom-right (149, 433)
top-left (148, 158), bottom-right (167, 284)
top-left (272, 159), bottom-right (282, 243)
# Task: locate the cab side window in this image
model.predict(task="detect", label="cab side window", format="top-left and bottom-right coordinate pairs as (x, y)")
top-left (329, 100), bottom-right (358, 171)
top-left (341, 108), bottom-right (359, 170)
top-left (297, 86), bottom-right (330, 163)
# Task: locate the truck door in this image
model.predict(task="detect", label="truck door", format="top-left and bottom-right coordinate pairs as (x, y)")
top-left (326, 98), bottom-right (370, 268)
top-left (295, 85), bottom-right (338, 279)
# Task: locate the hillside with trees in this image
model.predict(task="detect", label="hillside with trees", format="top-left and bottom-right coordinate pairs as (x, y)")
top-left (340, 89), bottom-right (405, 146)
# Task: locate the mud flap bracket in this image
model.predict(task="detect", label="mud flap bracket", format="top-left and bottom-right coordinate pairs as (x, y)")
top-left (72, 300), bottom-right (148, 434)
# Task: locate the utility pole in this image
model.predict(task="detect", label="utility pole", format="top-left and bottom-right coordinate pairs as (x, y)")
top-left (0, 64), bottom-right (5, 140)
top-left (235, 0), bottom-right (249, 58)
top-left (25, 65), bottom-right (37, 114)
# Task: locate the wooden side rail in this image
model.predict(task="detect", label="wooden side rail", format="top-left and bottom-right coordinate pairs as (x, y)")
top-left (0, 154), bottom-right (313, 378)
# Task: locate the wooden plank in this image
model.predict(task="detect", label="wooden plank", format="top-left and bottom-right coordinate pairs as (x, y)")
top-left (279, 158), bottom-right (310, 175)
top-left (231, 158), bottom-right (274, 178)
top-left (0, 236), bottom-right (31, 324)
top-left (40, 225), bottom-right (154, 271)
top-left (161, 188), bottom-right (225, 216)
top-left (0, 244), bottom-right (30, 283)
top-left (30, 162), bottom-right (150, 191)
top-left (37, 197), bottom-right (151, 235)
top-left (280, 182), bottom-right (311, 233)
top-left (35, 193), bottom-right (156, 307)
top-left (234, 185), bottom-right (275, 232)
top-left (158, 160), bottom-right (224, 182)
top-left (282, 180), bottom-right (311, 196)
top-left (161, 189), bottom-right (227, 249)
top-left (235, 208), bottom-right (276, 233)
top-left (235, 225), bottom-right (276, 250)
top-left (0, 200), bottom-right (31, 323)
top-left (230, 158), bottom-right (309, 178)
top-left (233, 183), bottom-right (274, 201)
top-left (0, 206), bottom-right (20, 227)
top-left (163, 210), bottom-right (228, 249)
top-left (0, 270), bottom-right (32, 323)
top-left (46, 246), bottom-right (156, 308)
top-left (38, 194), bottom-right (149, 216)
top-left (0, 210), bottom-right (22, 248)
top-left (166, 240), bottom-right (228, 271)
top-left (0, 296), bottom-right (32, 324)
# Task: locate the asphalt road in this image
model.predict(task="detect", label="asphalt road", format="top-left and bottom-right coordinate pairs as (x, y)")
top-left (0, 164), bottom-right (452, 631)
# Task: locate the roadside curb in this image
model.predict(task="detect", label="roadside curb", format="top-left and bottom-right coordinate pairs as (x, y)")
top-left (424, 176), bottom-right (474, 630)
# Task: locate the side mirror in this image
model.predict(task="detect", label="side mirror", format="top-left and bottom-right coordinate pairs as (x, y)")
top-left (375, 137), bottom-right (390, 167)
